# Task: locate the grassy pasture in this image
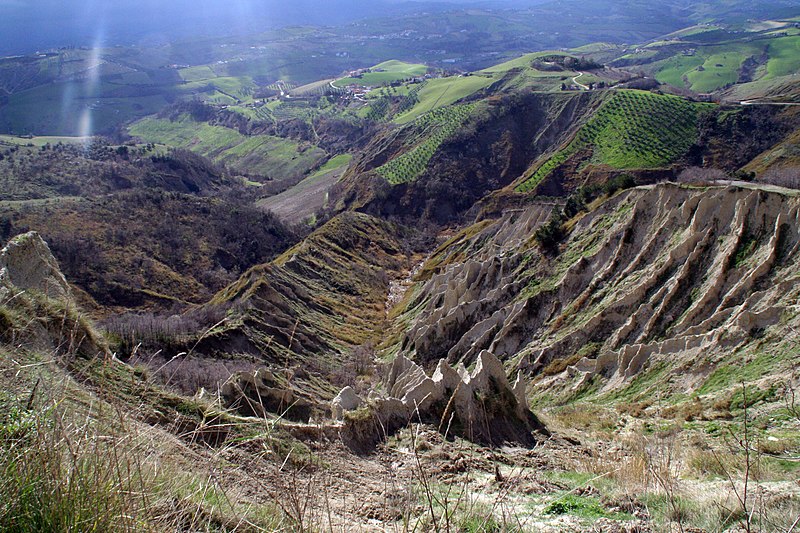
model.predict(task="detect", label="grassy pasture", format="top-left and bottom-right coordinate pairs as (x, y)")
top-left (392, 76), bottom-right (493, 124)
top-left (178, 65), bottom-right (217, 82)
top-left (478, 51), bottom-right (571, 74)
top-left (765, 35), bottom-right (800, 79)
top-left (0, 135), bottom-right (90, 147)
top-left (651, 34), bottom-right (800, 92)
top-left (686, 51), bottom-right (747, 92)
top-left (176, 76), bottom-right (257, 103)
top-left (308, 153), bottom-right (352, 179)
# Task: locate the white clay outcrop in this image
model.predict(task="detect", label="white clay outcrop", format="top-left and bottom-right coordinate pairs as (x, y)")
top-left (394, 184), bottom-right (800, 395)
top-left (332, 386), bottom-right (363, 420)
top-left (336, 351), bottom-right (547, 451)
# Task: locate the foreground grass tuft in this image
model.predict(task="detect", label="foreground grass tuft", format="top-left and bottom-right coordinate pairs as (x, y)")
top-left (0, 395), bottom-right (150, 532)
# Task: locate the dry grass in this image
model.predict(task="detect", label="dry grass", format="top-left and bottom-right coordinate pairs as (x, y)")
top-left (0, 398), bottom-right (150, 532)
top-left (0, 366), bottom-right (290, 532)
top-left (549, 404), bottom-right (617, 434)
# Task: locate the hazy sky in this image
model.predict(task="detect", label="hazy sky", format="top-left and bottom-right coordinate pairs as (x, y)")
top-left (0, 0), bottom-right (511, 55)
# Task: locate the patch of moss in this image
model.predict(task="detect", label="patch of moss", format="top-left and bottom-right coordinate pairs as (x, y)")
top-left (603, 361), bottom-right (668, 403)
top-left (699, 351), bottom-right (787, 395)
top-left (544, 494), bottom-right (630, 520)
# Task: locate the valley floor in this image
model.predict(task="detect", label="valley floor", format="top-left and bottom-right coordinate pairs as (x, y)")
top-left (153, 406), bottom-right (800, 532)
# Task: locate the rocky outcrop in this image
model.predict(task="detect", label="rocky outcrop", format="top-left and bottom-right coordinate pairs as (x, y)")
top-left (0, 232), bottom-right (106, 360)
top-left (393, 183), bottom-right (800, 395)
top-left (331, 386), bottom-right (363, 420)
top-left (336, 351), bottom-right (548, 452)
top-left (402, 206), bottom-right (552, 365)
top-left (0, 231), bottom-right (71, 301)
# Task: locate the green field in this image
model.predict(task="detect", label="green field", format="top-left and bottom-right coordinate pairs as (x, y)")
top-left (290, 79), bottom-right (336, 97)
top-left (333, 60), bottom-right (427, 88)
top-left (129, 115), bottom-right (327, 180)
top-left (649, 34), bottom-right (800, 92)
top-left (768, 27), bottom-right (800, 36)
top-left (479, 51), bottom-right (569, 74)
top-left (619, 50), bottom-right (658, 61)
top-left (392, 76), bottom-right (494, 124)
top-left (474, 50), bottom-right (594, 93)
top-left (176, 76), bottom-right (257, 104)
top-left (765, 36), bottom-right (800, 79)
top-left (377, 104), bottom-right (476, 184)
top-left (666, 24), bottom-right (723, 38)
top-left (571, 43), bottom-right (619, 53)
top-left (308, 153), bottom-right (352, 179)
top-left (654, 55), bottom-right (705, 89)
top-left (178, 65), bottom-right (218, 82)
top-left (517, 90), bottom-right (715, 192)
top-left (653, 45), bottom-right (760, 92)
top-left (686, 51), bottom-right (747, 92)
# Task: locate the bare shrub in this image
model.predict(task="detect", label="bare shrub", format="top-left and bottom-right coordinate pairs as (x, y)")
top-left (329, 342), bottom-right (377, 393)
top-left (677, 166), bottom-right (727, 185)
top-left (103, 301), bottom-right (245, 351)
top-left (760, 166), bottom-right (800, 189)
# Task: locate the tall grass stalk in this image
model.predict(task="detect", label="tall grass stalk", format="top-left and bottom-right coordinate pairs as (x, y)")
top-left (0, 397), bottom-right (152, 532)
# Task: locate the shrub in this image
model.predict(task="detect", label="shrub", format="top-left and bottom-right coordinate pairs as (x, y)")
top-left (534, 208), bottom-right (566, 253)
top-left (603, 173), bottom-right (636, 195)
top-left (544, 494), bottom-right (609, 519)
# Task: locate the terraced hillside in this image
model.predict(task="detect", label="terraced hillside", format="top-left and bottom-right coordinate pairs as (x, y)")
top-left (335, 92), bottom-right (600, 222)
top-left (376, 104), bottom-right (477, 184)
top-left (516, 90), bottom-right (715, 192)
top-left (129, 115), bottom-right (327, 182)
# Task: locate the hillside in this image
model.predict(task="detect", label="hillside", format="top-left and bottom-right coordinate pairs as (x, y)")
top-left (4, 182), bottom-right (799, 531)
top-left (3, 9), bottom-right (800, 531)
top-left (515, 90), bottom-right (715, 193)
top-left (334, 91), bottom-right (600, 223)
top-left (118, 211), bottom-right (411, 398)
top-left (395, 183), bottom-right (800, 400)
top-left (128, 115), bottom-right (327, 183)
top-left (0, 140), bottom-right (306, 313)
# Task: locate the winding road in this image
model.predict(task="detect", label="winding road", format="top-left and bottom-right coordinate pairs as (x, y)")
top-left (572, 71), bottom-right (590, 90)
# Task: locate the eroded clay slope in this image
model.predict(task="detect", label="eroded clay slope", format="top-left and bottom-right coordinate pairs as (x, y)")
top-left (169, 211), bottom-right (410, 398)
top-left (395, 183), bottom-right (800, 395)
